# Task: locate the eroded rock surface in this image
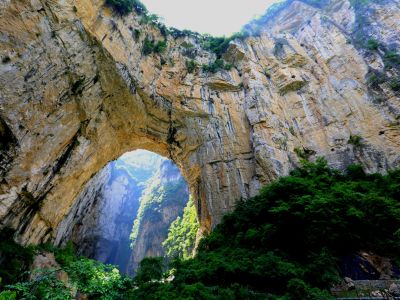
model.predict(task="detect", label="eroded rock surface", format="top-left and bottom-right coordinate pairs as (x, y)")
top-left (128, 159), bottom-right (189, 275)
top-left (0, 0), bottom-right (399, 244)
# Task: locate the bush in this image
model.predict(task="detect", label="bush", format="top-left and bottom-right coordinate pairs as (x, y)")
top-left (0, 291), bottom-right (16, 300)
top-left (163, 198), bottom-right (199, 260)
top-left (384, 51), bottom-right (400, 68)
top-left (201, 32), bottom-right (247, 58)
top-left (142, 37), bottom-right (167, 55)
top-left (294, 147), bottom-right (315, 160)
top-left (105, 0), bottom-right (147, 15)
top-left (135, 257), bottom-right (164, 285)
top-left (7, 270), bottom-right (73, 300)
top-left (367, 71), bottom-right (385, 90)
top-left (185, 60), bottom-right (198, 74)
top-left (389, 78), bottom-right (400, 92)
top-left (348, 134), bottom-right (362, 147)
top-left (202, 59), bottom-right (233, 73)
top-left (105, 0), bottom-right (133, 14)
top-left (66, 259), bottom-right (128, 298)
top-left (154, 40), bottom-right (167, 54)
top-left (0, 228), bottom-right (35, 286)
top-left (366, 38), bottom-right (380, 51)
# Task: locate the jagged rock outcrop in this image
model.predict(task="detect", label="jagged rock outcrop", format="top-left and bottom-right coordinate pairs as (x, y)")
top-left (0, 0), bottom-right (399, 245)
top-left (128, 159), bottom-right (189, 275)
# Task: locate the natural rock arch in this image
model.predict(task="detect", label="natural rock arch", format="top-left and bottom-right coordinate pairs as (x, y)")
top-left (0, 0), bottom-right (399, 245)
top-left (0, 0), bottom-right (257, 244)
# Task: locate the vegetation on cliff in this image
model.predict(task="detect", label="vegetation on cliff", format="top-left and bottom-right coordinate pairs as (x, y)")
top-left (129, 168), bottom-right (188, 249)
top-left (162, 198), bottom-right (199, 261)
top-left (1, 159), bottom-right (400, 299)
top-left (105, 0), bottom-right (147, 15)
top-left (0, 229), bottom-right (35, 286)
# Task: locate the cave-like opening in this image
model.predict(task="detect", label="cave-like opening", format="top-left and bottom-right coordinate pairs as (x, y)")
top-left (55, 150), bottom-right (198, 275)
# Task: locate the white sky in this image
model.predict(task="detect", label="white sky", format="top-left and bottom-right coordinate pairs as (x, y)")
top-left (140, 0), bottom-right (281, 36)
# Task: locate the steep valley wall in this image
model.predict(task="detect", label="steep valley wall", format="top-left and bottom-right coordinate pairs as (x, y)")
top-left (0, 0), bottom-right (399, 245)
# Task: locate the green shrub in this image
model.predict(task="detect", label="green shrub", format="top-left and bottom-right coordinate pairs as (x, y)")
top-left (201, 32), bottom-right (247, 58)
top-left (348, 134), bottom-right (362, 147)
top-left (142, 37), bottom-right (167, 55)
top-left (366, 38), bottom-right (380, 51)
top-left (289, 126), bottom-right (296, 136)
top-left (0, 228), bottom-right (35, 286)
top-left (132, 29), bottom-right (141, 41)
top-left (384, 51), bottom-right (400, 68)
top-left (0, 291), bottom-right (16, 300)
top-left (134, 257), bottom-right (164, 285)
top-left (163, 198), bottom-right (199, 260)
top-left (202, 59), bottom-right (233, 73)
top-left (8, 270), bottom-right (73, 300)
top-left (154, 40), bottom-right (167, 54)
top-left (142, 37), bottom-right (155, 55)
top-left (66, 259), bottom-right (128, 298)
top-left (367, 72), bottom-right (385, 89)
top-left (185, 60), bottom-right (198, 74)
top-left (389, 78), bottom-right (400, 92)
top-left (105, 0), bottom-right (133, 14)
top-left (294, 147), bottom-right (315, 160)
top-left (105, 0), bottom-right (147, 15)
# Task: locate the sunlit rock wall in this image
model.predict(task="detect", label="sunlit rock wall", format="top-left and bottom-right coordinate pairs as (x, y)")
top-left (128, 159), bottom-right (189, 275)
top-left (0, 0), bottom-right (399, 245)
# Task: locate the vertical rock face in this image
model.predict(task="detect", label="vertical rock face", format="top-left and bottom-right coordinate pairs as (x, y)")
top-left (57, 150), bottom-right (189, 275)
top-left (55, 160), bottom-right (143, 274)
top-left (0, 0), bottom-right (399, 245)
top-left (56, 151), bottom-right (164, 273)
top-left (128, 160), bottom-right (189, 275)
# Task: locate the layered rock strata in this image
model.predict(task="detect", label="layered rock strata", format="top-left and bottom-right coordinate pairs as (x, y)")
top-left (0, 0), bottom-right (399, 244)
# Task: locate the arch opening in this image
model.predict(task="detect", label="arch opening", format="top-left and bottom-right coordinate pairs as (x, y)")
top-left (55, 150), bottom-right (198, 275)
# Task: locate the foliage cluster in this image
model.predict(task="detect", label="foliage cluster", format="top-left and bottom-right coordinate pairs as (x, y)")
top-left (162, 198), bottom-right (199, 261)
top-left (1, 241), bottom-right (131, 300)
top-left (105, 0), bottom-right (147, 15)
top-left (130, 172), bottom-right (188, 248)
top-left (0, 228), bottom-right (35, 286)
top-left (366, 38), bottom-right (380, 51)
top-left (202, 59), bottom-right (233, 73)
top-left (185, 60), bottom-right (198, 74)
top-left (347, 134), bottom-right (363, 147)
top-left (200, 33), bottom-right (247, 58)
top-left (126, 159), bottom-right (400, 299)
top-left (293, 147), bottom-right (315, 160)
top-left (142, 37), bottom-right (167, 56)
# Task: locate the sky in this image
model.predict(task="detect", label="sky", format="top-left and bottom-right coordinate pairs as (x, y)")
top-left (140, 0), bottom-right (281, 36)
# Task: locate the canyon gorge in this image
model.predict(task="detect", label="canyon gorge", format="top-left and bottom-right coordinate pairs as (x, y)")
top-left (55, 150), bottom-right (190, 275)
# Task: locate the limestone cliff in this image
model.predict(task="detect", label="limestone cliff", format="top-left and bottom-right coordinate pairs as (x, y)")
top-left (128, 160), bottom-right (189, 275)
top-left (0, 0), bottom-right (399, 245)
top-left (55, 151), bottom-right (163, 274)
